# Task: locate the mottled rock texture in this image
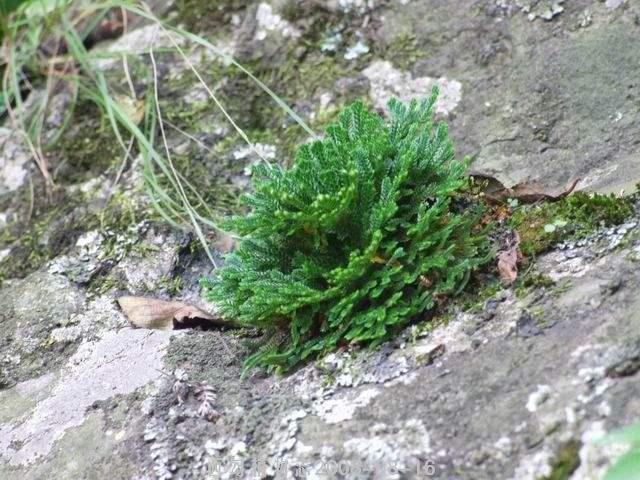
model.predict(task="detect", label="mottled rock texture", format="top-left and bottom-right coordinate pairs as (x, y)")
top-left (1, 1), bottom-right (639, 479)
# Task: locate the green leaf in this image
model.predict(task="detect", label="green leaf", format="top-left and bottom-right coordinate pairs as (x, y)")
top-left (0, 0), bottom-right (31, 16)
top-left (599, 423), bottom-right (640, 446)
top-left (604, 448), bottom-right (640, 480)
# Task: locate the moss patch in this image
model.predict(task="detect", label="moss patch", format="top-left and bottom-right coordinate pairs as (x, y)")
top-left (279, 0), bottom-right (361, 49)
top-left (515, 271), bottom-right (555, 298)
top-left (49, 100), bottom-right (124, 185)
top-left (459, 277), bottom-right (502, 313)
top-left (0, 182), bottom-right (145, 286)
top-left (541, 440), bottom-right (581, 480)
top-left (378, 33), bottom-right (425, 71)
top-left (172, 0), bottom-right (247, 34)
top-left (509, 192), bottom-right (635, 256)
top-left (0, 188), bottom-right (82, 282)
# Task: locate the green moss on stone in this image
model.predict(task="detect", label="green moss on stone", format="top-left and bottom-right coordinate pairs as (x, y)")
top-left (50, 100), bottom-right (124, 184)
top-left (379, 33), bottom-right (424, 71)
top-left (515, 271), bottom-right (555, 298)
top-left (540, 440), bottom-right (581, 480)
top-left (0, 191), bottom-right (82, 282)
top-left (459, 279), bottom-right (502, 313)
top-left (173, 0), bottom-right (247, 34)
top-left (509, 192), bottom-right (635, 256)
top-left (0, 183), bottom-right (146, 287)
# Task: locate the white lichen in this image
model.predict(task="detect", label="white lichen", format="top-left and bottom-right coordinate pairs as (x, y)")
top-left (362, 61), bottom-right (462, 116)
top-left (314, 387), bottom-right (380, 424)
top-left (344, 38), bottom-right (369, 60)
top-left (526, 384), bottom-right (552, 413)
top-left (254, 3), bottom-right (300, 41)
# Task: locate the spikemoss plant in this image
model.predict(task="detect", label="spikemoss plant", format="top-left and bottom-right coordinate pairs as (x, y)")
top-left (202, 88), bottom-right (492, 373)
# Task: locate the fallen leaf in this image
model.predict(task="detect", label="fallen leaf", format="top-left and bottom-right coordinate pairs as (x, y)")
top-left (114, 94), bottom-right (145, 125)
top-left (469, 171), bottom-right (580, 204)
top-left (172, 369), bottom-right (190, 405)
top-left (498, 250), bottom-right (519, 283)
top-left (117, 296), bottom-right (237, 330)
top-left (497, 231), bottom-right (522, 283)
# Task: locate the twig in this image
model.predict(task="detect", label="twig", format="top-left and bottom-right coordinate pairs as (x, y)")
top-left (26, 176), bottom-right (35, 223)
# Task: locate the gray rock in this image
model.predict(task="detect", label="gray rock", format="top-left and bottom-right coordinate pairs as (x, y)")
top-left (516, 311), bottom-right (543, 338)
top-left (1, 1), bottom-right (640, 479)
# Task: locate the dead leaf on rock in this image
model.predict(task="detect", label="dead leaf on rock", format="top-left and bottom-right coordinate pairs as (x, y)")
top-left (469, 172), bottom-right (580, 204)
top-left (497, 231), bottom-right (522, 284)
top-left (117, 296), bottom-right (237, 330)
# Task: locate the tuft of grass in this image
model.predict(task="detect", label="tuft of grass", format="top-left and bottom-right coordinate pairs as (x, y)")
top-left (2, 0), bottom-right (321, 270)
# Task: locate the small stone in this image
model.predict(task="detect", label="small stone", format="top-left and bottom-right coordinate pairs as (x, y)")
top-left (517, 311), bottom-right (543, 338)
top-left (470, 448), bottom-right (491, 465)
top-left (481, 299), bottom-right (499, 321)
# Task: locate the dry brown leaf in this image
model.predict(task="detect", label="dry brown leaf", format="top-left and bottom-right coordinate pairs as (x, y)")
top-left (497, 231), bottom-right (522, 284)
top-left (117, 296), bottom-right (236, 330)
top-left (498, 250), bottom-right (519, 283)
top-left (469, 172), bottom-right (580, 204)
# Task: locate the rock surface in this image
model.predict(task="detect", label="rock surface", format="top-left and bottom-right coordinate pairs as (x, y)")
top-left (1, 1), bottom-right (640, 479)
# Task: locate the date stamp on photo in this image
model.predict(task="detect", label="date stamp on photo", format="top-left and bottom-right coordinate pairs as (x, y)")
top-left (206, 457), bottom-right (438, 478)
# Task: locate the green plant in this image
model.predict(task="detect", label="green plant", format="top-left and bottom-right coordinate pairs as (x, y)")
top-left (543, 440), bottom-right (581, 480)
top-left (599, 421), bottom-right (640, 480)
top-left (202, 88), bottom-right (492, 373)
top-left (510, 191), bottom-right (634, 256)
top-left (0, 0), bottom-right (31, 42)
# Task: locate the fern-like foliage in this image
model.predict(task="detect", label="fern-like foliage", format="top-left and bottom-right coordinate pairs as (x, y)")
top-left (202, 87), bottom-right (491, 373)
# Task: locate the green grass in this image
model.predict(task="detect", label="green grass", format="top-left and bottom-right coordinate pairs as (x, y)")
top-left (1, 0), bottom-right (321, 269)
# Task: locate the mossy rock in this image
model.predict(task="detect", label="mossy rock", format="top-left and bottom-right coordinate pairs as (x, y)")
top-left (510, 191), bottom-right (635, 256)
